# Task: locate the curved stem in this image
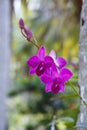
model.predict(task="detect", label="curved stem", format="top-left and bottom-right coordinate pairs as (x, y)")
top-left (30, 39), bottom-right (39, 49)
top-left (33, 36), bottom-right (40, 49)
top-left (69, 82), bottom-right (87, 107)
top-left (21, 29), bottom-right (39, 49)
top-left (21, 29), bottom-right (27, 38)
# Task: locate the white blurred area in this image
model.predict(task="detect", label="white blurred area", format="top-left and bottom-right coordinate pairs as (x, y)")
top-left (13, 0), bottom-right (41, 18)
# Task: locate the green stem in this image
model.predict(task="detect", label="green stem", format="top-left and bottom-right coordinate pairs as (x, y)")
top-left (30, 39), bottom-right (39, 49)
top-left (69, 82), bottom-right (87, 107)
top-left (21, 29), bottom-right (26, 38)
top-left (21, 29), bottom-right (39, 49)
top-left (33, 36), bottom-right (40, 49)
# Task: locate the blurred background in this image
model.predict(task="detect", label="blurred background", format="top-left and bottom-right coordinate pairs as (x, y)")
top-left (6, 0), bottom-right (82, 129)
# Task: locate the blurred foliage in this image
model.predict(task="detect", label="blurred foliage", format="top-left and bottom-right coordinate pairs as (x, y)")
top-left (8, 0), bottom-right (82, 130)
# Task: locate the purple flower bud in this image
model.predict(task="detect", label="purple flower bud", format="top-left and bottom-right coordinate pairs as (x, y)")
top-left (24, 26), bottom-right (33, 41)
top-left (71, 61), bottom-right (78, 69)
top-left (19, 18), bottom-right (24, 29)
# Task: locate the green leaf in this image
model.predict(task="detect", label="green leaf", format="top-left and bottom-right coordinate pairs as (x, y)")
top-left (56, 117), bottom-right (74, 123)
top-left (75, 123), bottom-right (87, 128)
top-left (50, 94), bottom-right (78, 100)
top-left (47, 117), bottom-right (74, 127)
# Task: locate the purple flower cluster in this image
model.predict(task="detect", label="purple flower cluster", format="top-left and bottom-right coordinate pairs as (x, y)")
top-left (27, 46), bottom-right (73, 94)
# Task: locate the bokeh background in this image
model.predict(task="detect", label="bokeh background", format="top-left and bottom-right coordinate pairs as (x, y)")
top-left (8, 0), bottom-right (82, 129)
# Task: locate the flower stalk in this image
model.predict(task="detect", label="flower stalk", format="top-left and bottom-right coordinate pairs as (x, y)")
top-left (69, 82), bottom-right (87, 107)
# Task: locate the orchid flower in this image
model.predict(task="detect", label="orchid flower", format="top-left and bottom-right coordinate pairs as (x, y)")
top-left (41, 63), bottom-right (73, 94)
top-left (27, 46), bottom-right (53, 76)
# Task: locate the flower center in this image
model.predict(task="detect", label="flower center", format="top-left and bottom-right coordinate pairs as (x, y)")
top-left (36, 61), bottom-right (46, 76)
top-left (54, 78), bottom-right (60, 87)
top-left (52, 77), bottom-right (62, 94)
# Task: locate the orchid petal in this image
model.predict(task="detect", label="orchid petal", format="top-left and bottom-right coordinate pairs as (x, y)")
top-left (41, 74), bottom-right (52, 84)
top-left (49, 50), bottom-right (56, 60)
top-left (45, 83), bottom-right (52, 93)
top-left (45, 67), bottom-right (52, 76)
top-left (38, 46), bottom-right (46, 60)
top-left (49, 50), bottom-right (58, 65)
top-left (44, 56), bottom-right (53, 67)
top-left (60, 68), bottom-right (73, 82)
top-left (51, 63), bottom-right (59, 76)
top-left (29, 68), bottom-right (36, 74)
top-left (57, 57), bottom-right (67, 68)
top-left (27, 55), bottom-right (40, 68)
top-left (59, 84), bottom-right (65, 92)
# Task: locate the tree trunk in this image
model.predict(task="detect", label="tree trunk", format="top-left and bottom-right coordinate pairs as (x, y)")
top-left (77, 0), bottom-right (87, 129)
top-left (0, 0), bottom-right (11, 129)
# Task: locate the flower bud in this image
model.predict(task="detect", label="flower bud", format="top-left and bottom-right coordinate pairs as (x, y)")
top-left (19, 18), bottom-right (24, 29)
top-left (24, 26), bottom-right (33, 41)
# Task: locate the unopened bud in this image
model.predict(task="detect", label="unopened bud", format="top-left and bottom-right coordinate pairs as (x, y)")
top-left (19, 18), bottom-right (24, 29)
top-left (24, 26), bottom-right (33, 41)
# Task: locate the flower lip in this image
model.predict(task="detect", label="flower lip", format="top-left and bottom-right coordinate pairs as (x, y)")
top-left (51, 77), bottom-right (62, 94)
top-left (36, 61), bottom-right (46, 76)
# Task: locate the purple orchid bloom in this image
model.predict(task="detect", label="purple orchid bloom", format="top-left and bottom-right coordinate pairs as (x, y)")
top-left (27, 46), bottom-right (54, 76)
top-left (49, 50), bottom-right (67, 69)
top-left (41, 63), bottom-right (73, 94)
